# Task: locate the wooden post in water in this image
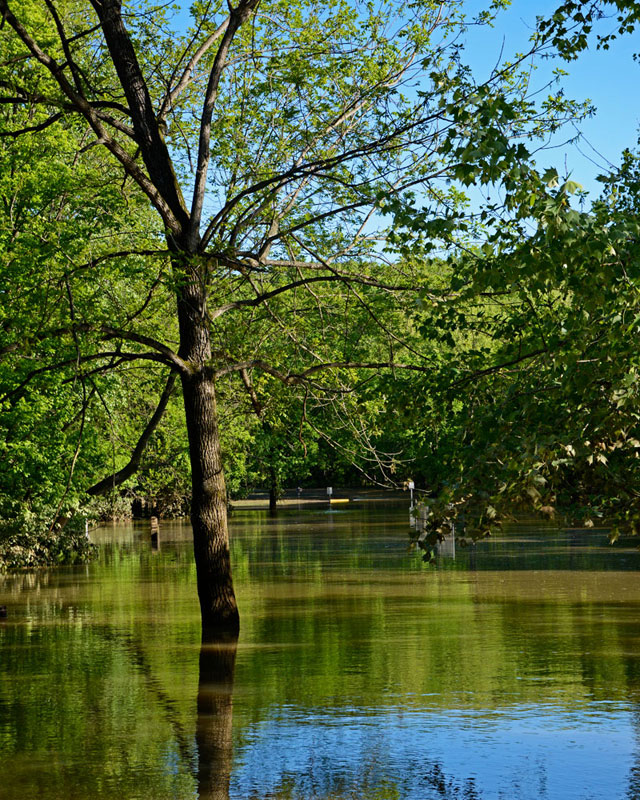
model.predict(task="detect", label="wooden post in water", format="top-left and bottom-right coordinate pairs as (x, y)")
top-left (150, 516), bottom-right (159, 549)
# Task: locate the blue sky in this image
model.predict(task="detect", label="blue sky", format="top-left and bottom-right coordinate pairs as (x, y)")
top-left (463, 0), bottom-right (640, 198)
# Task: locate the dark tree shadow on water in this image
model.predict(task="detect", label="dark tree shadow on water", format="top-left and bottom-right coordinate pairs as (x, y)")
top-left (423, 764), bottom-right (482, 800)
top-left (196, 631), bottom-right (238, 800)
top-left (193, 636), bottom-right (486, 800)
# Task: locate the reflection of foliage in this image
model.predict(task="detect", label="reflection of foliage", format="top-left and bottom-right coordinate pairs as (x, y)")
top-left (1, 511), bottom-right (639, 798)
top-left (424, 765), bottom-right (481, 800)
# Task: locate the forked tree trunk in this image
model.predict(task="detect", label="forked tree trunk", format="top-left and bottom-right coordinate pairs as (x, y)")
top-left (178, 276), bottom-right (239, 634)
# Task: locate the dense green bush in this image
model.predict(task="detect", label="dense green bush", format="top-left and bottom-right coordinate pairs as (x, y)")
top-left (0, 509), bottom-right (97, 570)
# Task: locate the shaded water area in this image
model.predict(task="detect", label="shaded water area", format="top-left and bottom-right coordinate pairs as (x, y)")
top-left (1, 505), bottom-right (640, 799)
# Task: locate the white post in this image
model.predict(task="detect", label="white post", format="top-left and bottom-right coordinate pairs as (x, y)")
top-left (327, 486), bottom-right (333, 506)
top-left (407, 480), bottom-right (415, 511)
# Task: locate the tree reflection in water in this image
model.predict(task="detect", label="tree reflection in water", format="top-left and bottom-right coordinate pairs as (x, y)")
top-left (193, 631), bottom-right (488, 800)
top-left (626, 709), bottom-right (640, 800)
top-left (2, 513), bottom-right (640, 800)
top-left (196, 632), bottom-right (238, 800)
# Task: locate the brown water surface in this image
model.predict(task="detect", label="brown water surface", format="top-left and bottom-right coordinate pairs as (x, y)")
top-left (0, 505), bottom-right (639, 799)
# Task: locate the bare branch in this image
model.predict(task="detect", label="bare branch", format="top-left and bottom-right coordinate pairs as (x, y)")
top-left (43, 0), bottom-right (85, 96)
top-left (0, 322), bottom-right (188, 373)
top-left (449, 348), bottom-right (548, 389)
top-left (200, 101), bottom-right (444, 248)
top-left (1, 351), bottom-right (174, 405)
top-left (207, 269), bottom-right (414, 321)
top-left (87, 371), bottom-right (178, 495)
top-left (214, 358), bottom-right (429, 383)
top-left (61, 248), bottom-right (170, 279)
top-left (188, 0), bottom-right (260, 248)
top-left (238, 367), bottom-right (263, 417)
top-left (0, 111), bottom-right (63, 137)
top-left (296, 360), bottom-right (428, 379)
top-left (98, 325), bottom-right (191, 373)
top-left (157, 15), bottom-right (231, 122)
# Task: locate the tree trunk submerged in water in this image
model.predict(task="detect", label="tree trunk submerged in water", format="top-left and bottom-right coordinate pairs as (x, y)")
top-left (178, 278), bottom-right (240, 634)
top-left (269, 465), bottom-right (278, 515)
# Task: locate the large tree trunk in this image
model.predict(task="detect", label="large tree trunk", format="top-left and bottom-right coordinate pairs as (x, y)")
top-left (178, 272), bottom-right (239, 634)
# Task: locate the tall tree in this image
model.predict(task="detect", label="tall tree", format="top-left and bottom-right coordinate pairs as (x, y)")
top-left (0, 0), bottom-right (582, 630)
top-left (396, 1), bottom-right (640, 551)
top-left (410, 153), bottom-right (640, 549)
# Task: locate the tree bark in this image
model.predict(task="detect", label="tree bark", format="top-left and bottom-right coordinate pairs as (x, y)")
top-left (178, 270), bottom-right (239, 634)
top-left (269, 486), bottom-right (278, 514)
top-left (269, 465), bottom-right (278, 515)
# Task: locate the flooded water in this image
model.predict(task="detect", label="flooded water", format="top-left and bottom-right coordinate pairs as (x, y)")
top-left (1, 505), bottom-right (639, 799)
